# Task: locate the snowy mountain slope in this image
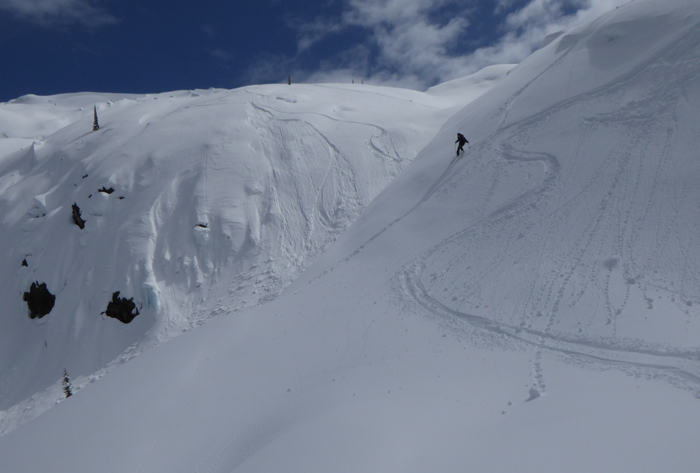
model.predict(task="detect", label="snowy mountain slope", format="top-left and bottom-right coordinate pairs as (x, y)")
top-left (300, 0), bottom-right (700, 421)
top-left (426, 63), bottom-right (516, 102)
top-left (0, 75), bottom-right (508, 430)
top-left (2, 0), bottom-right (700, 471)
top-left (402, 0), bottom-right (700, 354)
top-left (315, 0), bottom-right (700, 346)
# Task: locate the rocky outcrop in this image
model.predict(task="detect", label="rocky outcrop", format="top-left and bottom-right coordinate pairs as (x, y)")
top-left (71, 203), bottom-right (85, 229)
top-left (104, 292), bottom-right (139, 324)
top-left (23, 282), bottom-right (55, 319)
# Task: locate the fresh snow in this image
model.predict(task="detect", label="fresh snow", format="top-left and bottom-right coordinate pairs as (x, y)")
top-left (2, 0), bottom-right (700, 471)
top-left (0, 72), bottom-right (510, 431)
top-left (426, 63), bottom-right (517, 102)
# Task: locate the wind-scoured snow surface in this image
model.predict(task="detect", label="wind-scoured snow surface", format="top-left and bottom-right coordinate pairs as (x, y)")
top-left (2, 0), bottom-right (700, 471)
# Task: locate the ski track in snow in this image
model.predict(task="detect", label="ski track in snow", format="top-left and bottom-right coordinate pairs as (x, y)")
top-left (397, 135), bottom-right (700, 397)
top-left (302, 16), bottom-right (700, 398)
top-left (183, 90), bottom-right (416, 320)
top-left (401, 25), bottom-right (700, 397)
top-left (247, 97), bottom-right (407, 265)
top-left (1, 82), bottom-right (462, 435)
top-left (5, 4), bottom-right (700, 470)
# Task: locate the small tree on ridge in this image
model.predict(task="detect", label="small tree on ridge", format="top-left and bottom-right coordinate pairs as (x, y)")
top-left (93, 106), bottom-right (100, 131)
top-left (62, 369), bottom-right (73, 398)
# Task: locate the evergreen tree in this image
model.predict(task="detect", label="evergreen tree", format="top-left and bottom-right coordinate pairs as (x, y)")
top-left (62, 369), bottom-right (72, 398)
top-left (93, 106), bottom-right (100, 131)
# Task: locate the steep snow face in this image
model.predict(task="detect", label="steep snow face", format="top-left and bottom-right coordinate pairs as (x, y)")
top-left (0, 79), bottom-right (497, 422)
top-left (331, 0), bottom-right (700, 380)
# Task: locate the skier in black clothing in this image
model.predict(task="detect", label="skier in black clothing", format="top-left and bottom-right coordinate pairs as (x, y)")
top-left (455, 133), bottom-right (469, 156)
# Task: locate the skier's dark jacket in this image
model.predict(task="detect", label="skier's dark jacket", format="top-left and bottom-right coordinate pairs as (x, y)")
top-left (455, 133), bottom-right (468, 145)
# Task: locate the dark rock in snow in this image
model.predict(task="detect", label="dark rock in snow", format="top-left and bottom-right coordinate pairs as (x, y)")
top-left (105, 292), bottom-right (140, 324)
top-left (21, 259), bottom-right (28, 267)
top-left (98, 187), bottom-right (114, 194)
top-left (23, 282), bottom-right (56, 319)
top-left (72, 203), bottom-right (85, 229)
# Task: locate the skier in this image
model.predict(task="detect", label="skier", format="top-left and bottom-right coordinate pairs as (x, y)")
top-left (455, 133), bottom-right (469, 157)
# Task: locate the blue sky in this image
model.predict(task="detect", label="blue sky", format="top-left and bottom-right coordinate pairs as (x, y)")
top-left (0, 0), bottom-right (627, 102)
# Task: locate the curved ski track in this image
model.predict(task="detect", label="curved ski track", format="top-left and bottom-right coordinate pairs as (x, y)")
top-left (397, 132), bottom-right (700, 398)
top-left (301, 18), bottom-right (700, 398)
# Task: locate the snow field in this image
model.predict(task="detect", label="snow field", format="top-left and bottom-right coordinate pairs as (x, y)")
top-left (0, 75), bottom-right (510, 430)
top-left (2, 0), bottom-right (700, 471)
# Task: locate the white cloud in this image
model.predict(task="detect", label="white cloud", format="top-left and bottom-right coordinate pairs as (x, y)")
top-left (343, 0), bottom-right (450, 24)
top-left (210, 48), bottom-right (233, 63)
top-left (0, 0), bottom-right (117, 27)
top-left (495, 0), bottom-right (520, 15)
top-left (463, 0), bottom-right (630, 72)
top-left (285, 0), bottom-right (474, 88)
top-left (272, 0), bottom-right (631, 90)
top-left (295, 18), bottom-right (345, 52)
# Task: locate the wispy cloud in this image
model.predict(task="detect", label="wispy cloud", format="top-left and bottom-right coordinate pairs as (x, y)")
top-left (0, 0), bottom-right (117, 27)
top-left (202, 25), bottom-right (217, 39)
top-left (295, 17), bottom-right (345, 52)
top-left (464, 0), bottom-right (630, 74)
top-left (210, 48), bottom-right (234, 63)
top-left (244, 0), bottom-right (630, 90)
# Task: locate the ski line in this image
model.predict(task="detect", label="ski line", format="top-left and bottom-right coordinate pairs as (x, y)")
top-left (403, 262), bottom-right (700, 396)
